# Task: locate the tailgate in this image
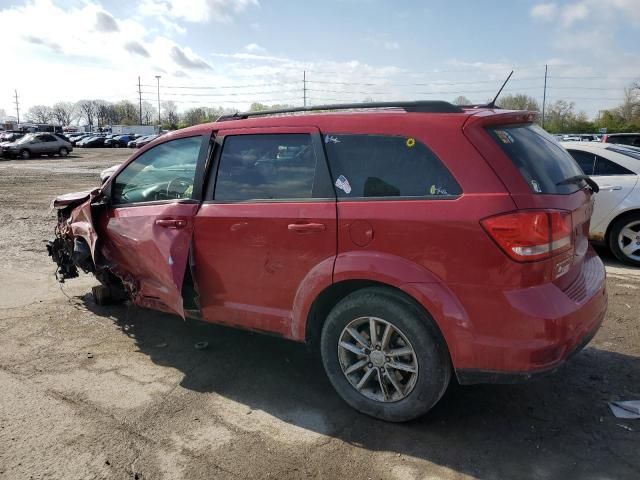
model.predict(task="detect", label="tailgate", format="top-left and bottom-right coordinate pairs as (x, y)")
top-left (464, 116), bottom-right (596, 286)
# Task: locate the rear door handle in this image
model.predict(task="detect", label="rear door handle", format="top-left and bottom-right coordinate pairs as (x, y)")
top-left (600, 185), bottom-right (622, 191)
top-left (155, 218), bottom-right (187, 229)
top-left (288, 222), bottom-right (326, 233)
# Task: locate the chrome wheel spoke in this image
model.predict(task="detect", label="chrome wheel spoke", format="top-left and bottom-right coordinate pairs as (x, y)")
top-left (380, 323), bottom-right (392, 350)
top-left (339, 341), bottom-right (365, 356)
top-left (622, 242), bottom-right (638, 255)
top-left (387, 346), bottom-right (413, 357)
top-left (346, 327), bottom-right (370, 349)
top-left (387, 361), bottom-right (417, 373)
top-left (369, 318), bottom-right (378, 346)
top-left (384, 367), bottom-right (404, 395)
top-left (376, 368), bottom-right (390, 401)
top-left (356, 367), bottom-right (375, 390)
top-left (621, 227), bottom-right (637, 240)
top-left (344, 358), bottom-right (368, 375)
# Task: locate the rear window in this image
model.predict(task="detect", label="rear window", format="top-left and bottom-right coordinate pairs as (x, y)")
top-left (323, 134), bottom-right (461, 198)
top-left (488, 124), bottom-right (585, 194)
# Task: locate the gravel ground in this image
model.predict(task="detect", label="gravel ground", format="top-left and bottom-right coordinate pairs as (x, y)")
top-left (0, 149), bottom-right (639, 480)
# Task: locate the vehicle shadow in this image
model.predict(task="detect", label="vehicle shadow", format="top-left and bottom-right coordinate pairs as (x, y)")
top-left (83, 298), bottom-right (640, 479)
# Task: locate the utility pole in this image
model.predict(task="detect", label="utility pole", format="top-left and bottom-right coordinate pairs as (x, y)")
top-left (303, 70), bottom-right (307, 107)
top-left (542, 64), bottom-right (548, 128)
top-left (138, 76), bottom-right (143, 125)
top-left (13, 89), bottom-right (20, 125)
top-left (155, 75), bottom-right (161, 129)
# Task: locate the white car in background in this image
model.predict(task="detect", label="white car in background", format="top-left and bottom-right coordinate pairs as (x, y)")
top-left (562, 141), bottom-right (640, 266)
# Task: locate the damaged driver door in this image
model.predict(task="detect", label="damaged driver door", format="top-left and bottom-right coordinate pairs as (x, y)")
top-left (100, 134), bottom-right (210, 317)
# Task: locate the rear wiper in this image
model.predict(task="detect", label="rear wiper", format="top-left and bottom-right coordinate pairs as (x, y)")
top-left (556, 175), bottom-right (599, 193)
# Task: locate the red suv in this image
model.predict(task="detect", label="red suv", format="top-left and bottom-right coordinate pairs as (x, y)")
top-left (48, 101), bottom-right (607, 422)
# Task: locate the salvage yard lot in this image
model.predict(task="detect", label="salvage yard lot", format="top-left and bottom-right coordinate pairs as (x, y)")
top-left (0, 149), bottom-right (639, 479)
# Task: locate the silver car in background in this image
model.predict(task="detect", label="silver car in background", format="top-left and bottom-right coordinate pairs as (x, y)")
top-left (1, 133), bottom-right (73, 159)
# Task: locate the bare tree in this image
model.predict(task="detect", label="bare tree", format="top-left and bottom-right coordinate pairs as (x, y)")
top-left (93, 100), bottom-right (111, 127)
top-left (76, 100), bottom-right (96, 128)
top-left (52, 102), bottom-right (76, 126)
top-left (141, 101), bottom-right (156, 125)
top-left (617, 87), bottom-right (640, 124)
top-left (162, 101), bottom-right (179, 127)
top-left (27, 105), bottom-right (53, 123)
top-left (497, 94), bottom-right (540, 111)
top-left (452, 96), bottom-right (471, 106)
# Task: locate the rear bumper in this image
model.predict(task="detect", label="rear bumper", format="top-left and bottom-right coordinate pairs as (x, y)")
top-left (424, 249), bottom-right (607, 384)
top-left (456, 314), bottom-right (602, 384)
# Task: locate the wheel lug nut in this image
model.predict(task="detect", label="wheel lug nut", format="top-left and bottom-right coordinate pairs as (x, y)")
top-left (368, 363), bottom-right (373, 368)
top-left (375, 345), bottom-right (381, 350)
top-left (385, 357), bottom-right (390, 362)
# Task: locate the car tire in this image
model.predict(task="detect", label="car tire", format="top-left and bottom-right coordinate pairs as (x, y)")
top-left (59, 147), bottom-right (69, 157)
top-left (19, 149), bottom-right (30, 160)
top-left (320, 286), bottom-right (451, 422)
top-left (609, 212), bottom-right (640, 266)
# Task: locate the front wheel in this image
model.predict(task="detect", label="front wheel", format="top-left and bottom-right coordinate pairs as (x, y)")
top-left (19, 149), bottom-right (30, 159)
top-left (609, 213), bottom-right (640, 266)
top-left (320, 287), bottom-right (451, 422)
top-left (59, 147), bottom-right (68, 157)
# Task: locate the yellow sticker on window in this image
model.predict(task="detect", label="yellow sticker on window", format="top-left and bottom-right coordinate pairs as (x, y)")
top-left (406, 137), bottom-right (416, 148)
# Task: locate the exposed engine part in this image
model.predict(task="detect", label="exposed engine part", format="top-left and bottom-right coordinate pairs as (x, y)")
top-left (47, 234), bottom-right (78, 282)
top-left (47, 208), bottom-right (94, 283)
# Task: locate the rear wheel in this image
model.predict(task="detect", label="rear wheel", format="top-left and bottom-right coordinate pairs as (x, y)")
top-left (19, 149), bottom-right (30, 159)
top-left (59, 147), bottom-right (68, 157)
top-left (609, 213), bottom-right (640, 266)
top-left (320, 287), bottom-right (451, 422)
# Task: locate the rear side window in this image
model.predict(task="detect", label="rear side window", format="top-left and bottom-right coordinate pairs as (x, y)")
top-left (568, 149), bottom-right (634, 176)
top-left (323, 134), bottom-right (461, 198)
top-left (215, 134), bottom-right (318, 201)
top-left (608, 135), bottom-right (640, 147)
top-left (488, 124), bottom-right (584, 194)
top-left (567, 149), bottom-right (595, 175)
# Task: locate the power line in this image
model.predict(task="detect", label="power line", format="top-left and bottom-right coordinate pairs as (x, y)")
top-left (139, 81), bottom-right (298, 90)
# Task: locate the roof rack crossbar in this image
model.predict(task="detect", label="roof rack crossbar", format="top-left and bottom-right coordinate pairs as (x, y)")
top-left (217, 101), bottom-right (463, 121)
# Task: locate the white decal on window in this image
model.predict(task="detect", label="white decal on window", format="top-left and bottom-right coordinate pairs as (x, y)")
top-left (335, 174), bottom-right (352, 194)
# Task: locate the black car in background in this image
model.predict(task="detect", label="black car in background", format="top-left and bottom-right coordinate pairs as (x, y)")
top-left (77, 136), bottom-right (107, 148)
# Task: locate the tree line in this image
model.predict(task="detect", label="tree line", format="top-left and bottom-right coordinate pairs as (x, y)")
top-left (20, 82), bottom-right (639, 134)
top-left (453, 82), bottom-right (640, 133)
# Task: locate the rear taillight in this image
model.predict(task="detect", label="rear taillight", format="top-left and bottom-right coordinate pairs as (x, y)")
top-left (481, 210), bottom-right (573, 262)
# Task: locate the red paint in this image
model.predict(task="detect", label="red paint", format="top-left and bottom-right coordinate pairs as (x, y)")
top-left (56, 106), bottom-right (607, 380)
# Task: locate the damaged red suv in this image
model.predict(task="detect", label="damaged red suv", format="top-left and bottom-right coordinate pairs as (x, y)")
top-left (48, 101), bottom-right (607, 422)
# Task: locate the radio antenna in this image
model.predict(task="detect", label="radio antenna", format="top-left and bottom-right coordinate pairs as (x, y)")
top-left (486, 70), bottom-right (514, 109)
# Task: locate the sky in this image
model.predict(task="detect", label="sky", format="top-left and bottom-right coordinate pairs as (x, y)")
top-left (0, 0), bottom-right (639, 121)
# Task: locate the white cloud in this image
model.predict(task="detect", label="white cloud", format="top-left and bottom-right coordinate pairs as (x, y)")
top-left (530, 3), bottom-right (558, 20)
top-left (561, 3), bottom-right (589, 26)
top-left (244, 43), bottom-right (266, 53)
top-left (139, 0), bottom-right (259, 24)
top-left (383, 41), bottom-right (400, 50)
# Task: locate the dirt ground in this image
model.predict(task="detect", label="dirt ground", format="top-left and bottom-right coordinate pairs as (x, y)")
top-left (0, 149), bottom-right (639, 480)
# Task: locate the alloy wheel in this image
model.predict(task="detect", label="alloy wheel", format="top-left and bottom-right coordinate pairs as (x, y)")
top-left (337, 316), bottom-right (418, 402)
top-left (617, 220), bottom-right (640, 262)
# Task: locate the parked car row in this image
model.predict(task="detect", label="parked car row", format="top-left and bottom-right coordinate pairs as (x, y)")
top-left (66, 132), bottom-right (159, 148)
top-left (1, 132), bottom-right (73, 159)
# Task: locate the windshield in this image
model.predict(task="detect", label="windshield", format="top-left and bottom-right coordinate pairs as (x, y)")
top-left (17, 134), bottom-right (35, 144)
top-left (488, 124), bottom-right (586, 194)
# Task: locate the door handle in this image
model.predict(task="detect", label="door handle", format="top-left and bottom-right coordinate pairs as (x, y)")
top-left (599, 185), bottom-right (622, 191)
top-left (155, 218), bottom-right (187, 229)
top-left (288, 222), bottom-right (326, 233)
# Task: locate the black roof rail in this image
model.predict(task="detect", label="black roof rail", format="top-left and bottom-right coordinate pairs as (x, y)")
top-left (217, 100), bottom-right (463, 121)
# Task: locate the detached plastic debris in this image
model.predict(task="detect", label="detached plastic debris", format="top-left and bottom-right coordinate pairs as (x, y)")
top-left (194, 341), bottom-right (209, 351)
top-left (609, 401), bottom-right (640, 419)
